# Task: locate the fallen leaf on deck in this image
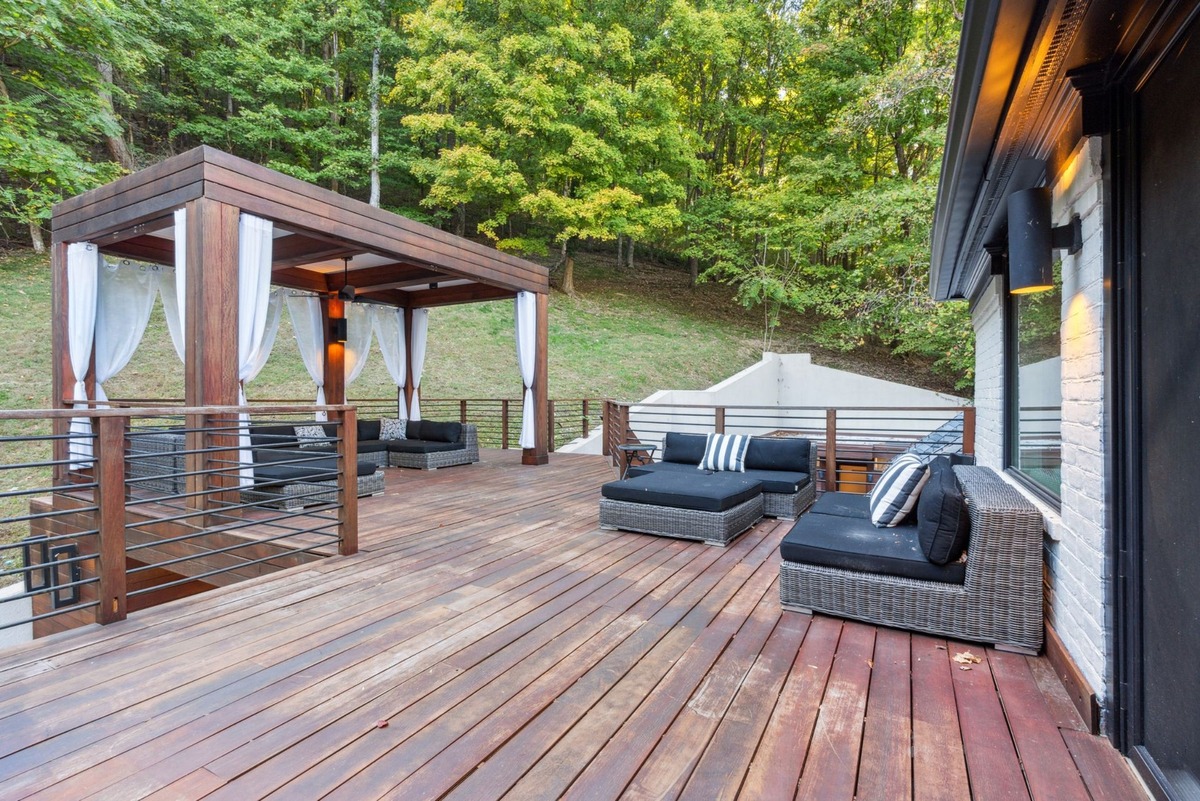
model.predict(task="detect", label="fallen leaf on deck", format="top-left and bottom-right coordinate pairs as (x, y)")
top-left (959, 665), bottom-right (972, 671)
top-left (936, 645), bottom-right (947, 650)
top-left (953, 651), bottom-right (982, 665)
top-left (867, 660), bottom-right (874, 668)
top-left (375, 720), bottom-right (389, 729)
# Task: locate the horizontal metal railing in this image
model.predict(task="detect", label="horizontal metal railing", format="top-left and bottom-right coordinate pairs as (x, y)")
top-left (601, 401), bottom-right (976, 495)
top-left (240, 396), bottom-right (607, 451)
top-left (0, 405), bottom-right (357, 639)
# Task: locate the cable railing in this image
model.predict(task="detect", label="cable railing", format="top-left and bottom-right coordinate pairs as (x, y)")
top-left (601, 401), bottom-right (976, 495)
top-left (0, 405), bottom-right (357, 640)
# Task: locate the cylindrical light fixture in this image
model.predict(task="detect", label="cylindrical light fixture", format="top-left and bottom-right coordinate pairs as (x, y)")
top-left (1007, 188), bottom-right (1055, 294)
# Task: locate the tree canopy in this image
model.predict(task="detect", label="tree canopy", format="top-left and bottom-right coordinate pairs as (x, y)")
top-left (0, 0), bottom-right (973, 390)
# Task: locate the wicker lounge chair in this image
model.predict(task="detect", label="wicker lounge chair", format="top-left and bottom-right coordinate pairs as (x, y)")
top-left (779, 465), bottom-right (1045, 652)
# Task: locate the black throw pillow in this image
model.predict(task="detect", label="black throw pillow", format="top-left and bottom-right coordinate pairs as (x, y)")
top-left (404, 420), bottom-right (423, 440)
top-left (916, 457), bottom-right (971, 565)
top-left (662, 432), bottom-right (708, 465)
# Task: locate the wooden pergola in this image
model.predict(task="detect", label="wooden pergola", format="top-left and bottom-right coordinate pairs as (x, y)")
top-left (48, 145), bottom-right (551, 464)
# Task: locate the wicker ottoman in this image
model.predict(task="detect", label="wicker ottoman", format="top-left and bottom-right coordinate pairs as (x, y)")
top-left (599, 472), bottom-right (764, 546)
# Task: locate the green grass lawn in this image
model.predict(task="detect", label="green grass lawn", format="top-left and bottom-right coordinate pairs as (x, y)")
top-left (0, 247), bottom-right (953, 408)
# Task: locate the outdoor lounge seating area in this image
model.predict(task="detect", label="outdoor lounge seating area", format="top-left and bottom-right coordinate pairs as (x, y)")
top-left (127, 416), bottom-right (479, 511)
top-left (598, 433), bottom-right (817, 546)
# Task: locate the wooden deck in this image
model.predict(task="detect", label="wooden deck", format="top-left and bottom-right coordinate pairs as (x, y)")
top-left (0, 450), bottom-right (1145, 800)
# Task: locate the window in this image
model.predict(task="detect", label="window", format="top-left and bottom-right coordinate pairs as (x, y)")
top-left (1007, 263), bottom-right (1062, 500)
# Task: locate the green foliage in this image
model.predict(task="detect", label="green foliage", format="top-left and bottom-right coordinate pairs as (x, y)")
top-left (0, 0), bottom-right (975, 392)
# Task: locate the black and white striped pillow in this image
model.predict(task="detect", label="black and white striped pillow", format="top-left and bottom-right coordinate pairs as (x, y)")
top-left (699, 433), bottom-right (749, 472)
top-left (868, 453), bottom-right (930, 527)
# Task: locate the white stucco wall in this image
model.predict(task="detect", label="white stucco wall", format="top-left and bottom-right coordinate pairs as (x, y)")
top-left (970, 137), bottom-right (1111, 727)
top-left (0, 582), bottom-right (32, 648)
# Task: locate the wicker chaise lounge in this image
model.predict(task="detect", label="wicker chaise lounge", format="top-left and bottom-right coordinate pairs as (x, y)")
top-left (599, 471), bottom-right (765, 546)
top-left (778, 465), bottom-right (1045, 652)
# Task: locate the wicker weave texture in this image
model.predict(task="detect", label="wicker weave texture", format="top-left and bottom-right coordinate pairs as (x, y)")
top-left (779, 466), bottom-right (1045, 651)
top-left (764, 481), bottom-right (816, 520)
top-left (240, 469), bottom-right (386, 511)
top-left (598, 494), bottom-right (763, 546)
top-left (388, 425), bottom-right (480, 470)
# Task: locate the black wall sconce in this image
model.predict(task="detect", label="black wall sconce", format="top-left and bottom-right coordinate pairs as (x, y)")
top-left (330, 317), bottom-right (348, 343)
top-left (1007, 187), bottom-right (1082, 294)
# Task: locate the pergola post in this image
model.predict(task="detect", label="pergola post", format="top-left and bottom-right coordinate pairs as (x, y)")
top-left (183, 198), bottom-right (240, 509)
top-left (321, 296), bottom-right (346, 406)
top-left (403, 306), bottom-right (415, 418)
top-left (522, 291), bottom-right (549, 466)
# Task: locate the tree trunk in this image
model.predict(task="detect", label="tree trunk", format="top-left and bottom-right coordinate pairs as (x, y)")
top-left (368, 37), bottom-right (381, 207)
top-left (455, 203), bottom-right (466, 237)
top-left (562, 253), bottom-right (576, 296)
top-left (626, 238), bottom-right (634, 269)
top-left (688, 256), bottom-right (699, 287)
top-left (29, 221), bottom-right (45, 254)
top-left (616, 235), bottom-right (623, 267)
top-left (97, 60), bottom-right (136, 170)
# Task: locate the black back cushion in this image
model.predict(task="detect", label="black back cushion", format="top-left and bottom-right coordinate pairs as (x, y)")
top-left (662, 432), bottom-right (707, 465)
top-left (358, 418), bottom-right (381, 441)
top-left (744, 436), bottom-right (810, 473)
top-left (421, 420), bottom-right (462, 443)
top-left (249, 424), bottom-right (298, 449)
top-left (916, 457), bottom-right (971, 565)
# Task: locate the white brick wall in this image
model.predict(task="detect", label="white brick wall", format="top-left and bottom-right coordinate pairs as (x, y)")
top-left (1049, 137), bottom-right (1110, 727)
top-left (969, 138), bottom-right (1112, 729)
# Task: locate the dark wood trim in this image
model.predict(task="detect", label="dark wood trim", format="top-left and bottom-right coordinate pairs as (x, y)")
top-left (102, 234), bottom-right (175, 265)
top-left (406, 283), bottom-right (516, 308)
top-left (270, 267), bottom-right (331, 294)
top-left (336, 407), bottom-right (358, 557)
top-left (53, 182), bottom-right (204, 245)
top-left (95, 415), bottom-right (128, 625)
top-left (270, 234), bottom-right (360, 269)
top-left (51, 147), bottom-right (205, 218)
top-left (403, 306), bottom-right (415, 417)
top-left (50, 241), bottom-right (69, 482)
top-left (1044, 622), bottom-right (1101, 734)
top-left (329, 263), bottom-right (445, 292)
top-left (322, 297), bottom-right (346, 407)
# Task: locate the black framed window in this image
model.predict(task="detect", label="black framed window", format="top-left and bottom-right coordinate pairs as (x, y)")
top-left (1006, 263), bottom-right (1062, 502)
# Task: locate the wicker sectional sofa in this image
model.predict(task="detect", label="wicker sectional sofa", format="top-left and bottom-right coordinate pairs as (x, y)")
top-left (778, 464), bottom-right (1045, 652)
top-left (626, 432), bottom-right (817, 519)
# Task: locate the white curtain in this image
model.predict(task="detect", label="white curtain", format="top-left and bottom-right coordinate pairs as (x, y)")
top-left (409, 308), bottom-right (429, 420)
top-left (286, 292), bottom-right (327, 420)
top-left (242, 289), bottom-right (283, 388)
top-left (94, 260), bottom-right (157, 403)
top-left (344, 303), bottom-right (374, 386)
top-left (67, 243), bottom-right (99, 465)
top-left (514, 291), bottom-right (537, 449)
top-left (373, 307), bottom-right (408, 419)
top-left (166, 207), bottom-right (186, 360)
top-left (236, 214), bottom-right (275, 486)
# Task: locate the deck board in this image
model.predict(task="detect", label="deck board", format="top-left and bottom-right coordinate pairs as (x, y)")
top-left (0, 450), bottom-right (1145, 800)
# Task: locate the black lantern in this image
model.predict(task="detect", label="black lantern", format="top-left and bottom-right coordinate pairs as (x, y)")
top-left (1007, 187), bottom-right (1081, 294)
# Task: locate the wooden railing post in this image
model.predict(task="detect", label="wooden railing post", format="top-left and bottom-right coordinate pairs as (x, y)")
top-left (548, 400), bottom-right (556, 453)
top-left (184, 412), bottom-right (206, 512)
top-left (95, 414), bottom-right (128, 625)
top-left (602, 401), bottom-right (613, 457)
top-left (825, 408), bottom-right (838, 493)
top-left (962, 406), bottom-right (976, 456)
top-left (582, 399), bottom-right (590, 439)
top-left (714, 407), bottom-right (726, 434)
top-left (337, 407), bottom-right (358, 556)
top-left (460, 399), bottom-right (468, 424)
top-left (501, 399), bottom-right (510, 449)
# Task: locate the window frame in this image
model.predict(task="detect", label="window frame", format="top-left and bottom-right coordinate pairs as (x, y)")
top-left (1003, 269), bottom-right (1064, 510)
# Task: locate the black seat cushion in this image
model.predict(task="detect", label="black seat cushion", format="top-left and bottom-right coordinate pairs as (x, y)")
top-left (809, 492), bottom-right (872, 519)
top-left (305, 440), bottom-right (391, 456)
top-left (253, 456), bottom-right (377, 485)
top-left (601, 471), bottom-right (762, 513)
top-left (745, 436), bottom-right (810, 474)
top-left (916, 457), bottom-right (971, 565)
top-left (626, 461), bottom-right (697, 479)
top-left (779, 513), bottom-right (965, 584)
top-left (386, 439), bottom-right (466, 454)
top-left (740, 468), bottom-right (810, 495)
top-left (662, 432), bottom-right (707, 465)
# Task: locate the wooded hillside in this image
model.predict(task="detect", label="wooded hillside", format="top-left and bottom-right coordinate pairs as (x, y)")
top-left (0, 0), bottom-right (973, 391)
